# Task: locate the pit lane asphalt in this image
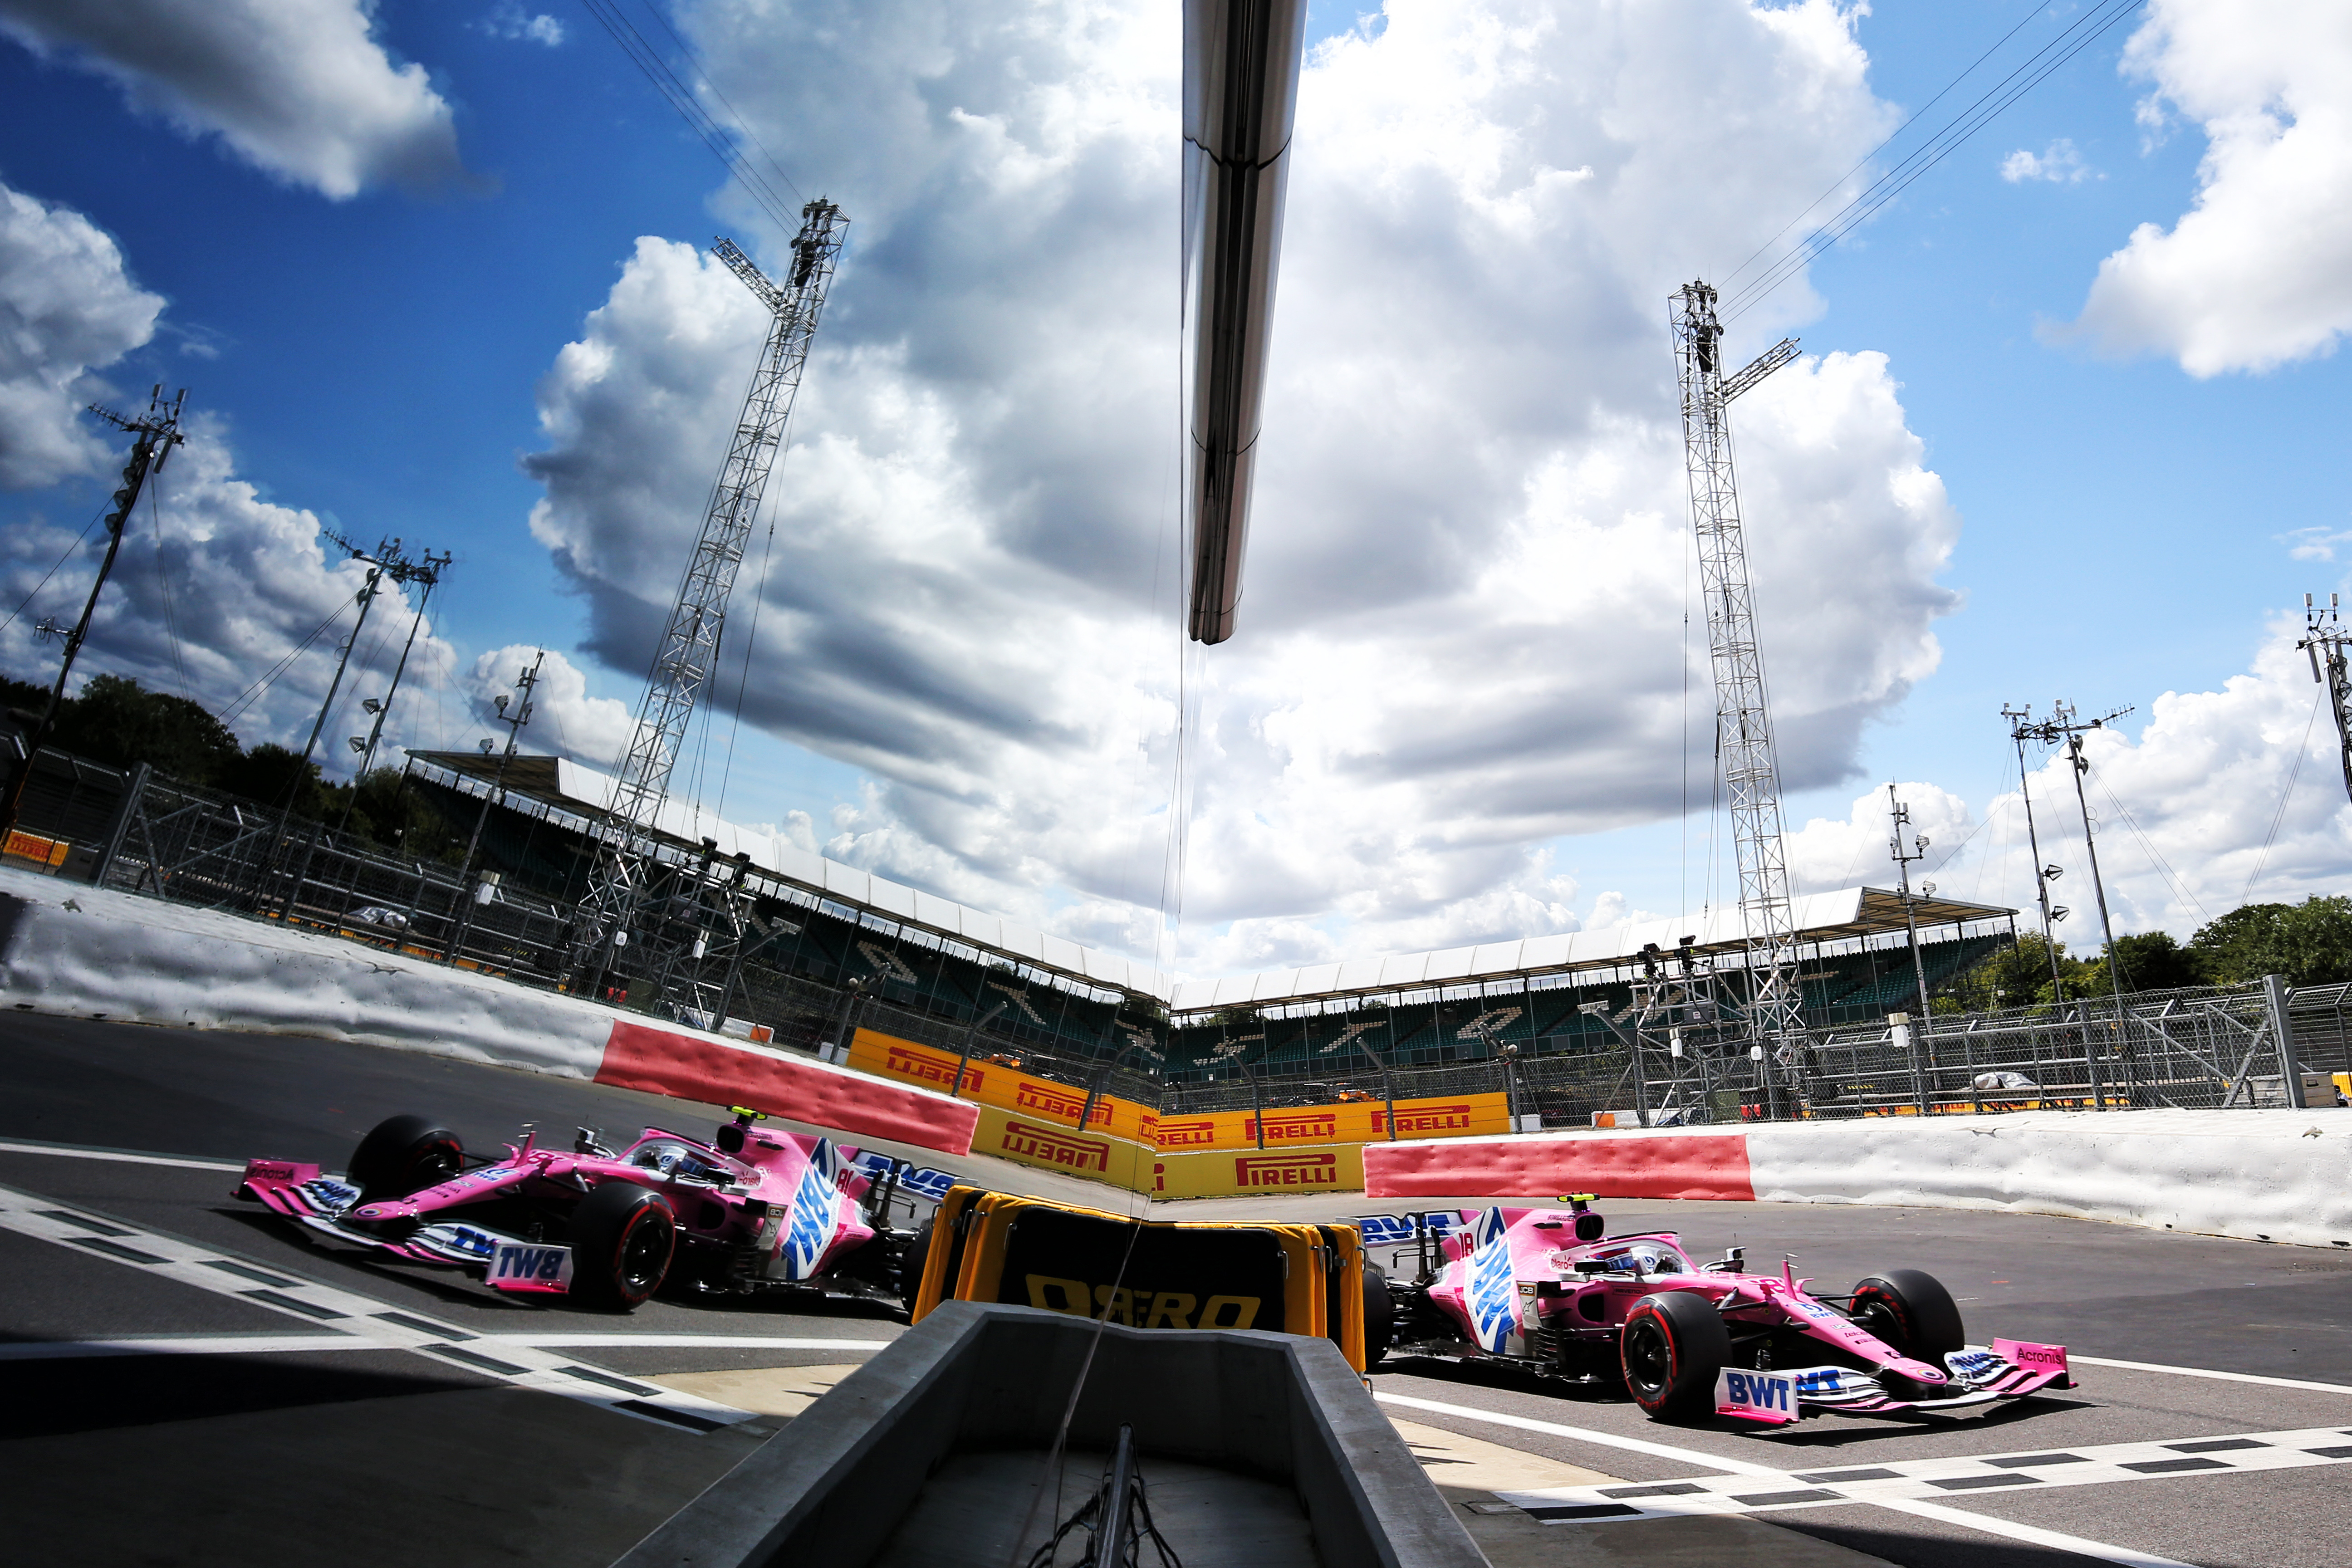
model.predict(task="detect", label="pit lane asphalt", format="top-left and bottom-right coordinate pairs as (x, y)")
top-left (4, 1011), bottom-right (2347, 1568)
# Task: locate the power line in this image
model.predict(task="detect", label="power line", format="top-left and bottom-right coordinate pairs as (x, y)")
top-left (2239, 688), bottom-right (2322, 906)
top-left (1722, 0), bottom-right (2149, 323)
top-left (577, 0), bottom-right (802, 235)
top-left (0, 509), bottom-right (105, 638)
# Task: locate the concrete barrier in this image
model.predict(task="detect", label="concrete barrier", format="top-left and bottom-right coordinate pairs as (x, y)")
top-left (612, 1301), bottom-right (1483, 1568)
top-left (1362, 1109), bottom-right (2352, 1249)
top-left (0, 867), bottom-right (978, 1156)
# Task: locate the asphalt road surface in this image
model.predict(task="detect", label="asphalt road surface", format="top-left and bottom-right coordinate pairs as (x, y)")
top-left (3, 1012), bottom-right (2347, 1568)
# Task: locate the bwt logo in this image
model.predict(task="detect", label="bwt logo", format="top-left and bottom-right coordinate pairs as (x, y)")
top-left (1157, 1120), bottom-right (1218, 1147)
top-left (1722, 1371), bottom-right (1792, 1412)
top-left (491, 1246), bottom-right (567, 1282)
top-left (1000, 1120), bottom-right (1110, 1173)
top-left (1234, 1152), bottom-right (1338, 1188)
top-left (1015, 1083), bottom-right (1109, 1125)
top-left (1376, 1105), bottom-right (1474, 1135)
top-left (1245, 1112), bottom-right (1336, 1142)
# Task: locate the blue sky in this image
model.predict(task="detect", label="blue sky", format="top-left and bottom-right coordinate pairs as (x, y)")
top-left (2, 1), bottom-right (2347, 973)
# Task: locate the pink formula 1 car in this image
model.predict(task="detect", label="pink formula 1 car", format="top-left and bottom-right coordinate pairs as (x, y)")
top-left (1356, 1197), bottom-right (2073, 1425)
top-left (237, 1107), bottom-right (922, 1312)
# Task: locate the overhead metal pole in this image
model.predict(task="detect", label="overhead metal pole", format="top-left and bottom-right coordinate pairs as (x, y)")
top-left (571, 200), bottom-right (848, 989)
top-left (1670, 282), bottom-right (1803, 1062)
top-left (446, 651), bottom-right (543, 964)
top-left (2003, 705), bottom-right (2072, 1004)
top-left (1887, 784), bottom-right (1935, 1019)
top-left (2, 388), bottom-right (186, 843)
top-left (2298, 593), bottom-right (2352, 804)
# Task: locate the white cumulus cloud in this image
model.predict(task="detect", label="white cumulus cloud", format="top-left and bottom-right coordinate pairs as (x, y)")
top-left (480, 4), bottom-right (564, 48)
top-left (2068, 0), bottom-right (2352, 375)
top-left (0, 179), bottom-right (164, 490)
top-left (520, 0), bottom-right (1960, 972)
top-left (0, 0), bottom-right (466, 199)
top-left (2000, 138), bottom-right (2095, 183)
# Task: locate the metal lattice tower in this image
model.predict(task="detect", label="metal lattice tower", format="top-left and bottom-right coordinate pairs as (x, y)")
top-left (2301, 593), bottom-right (2352, 805)
top-left (1670, 281), bottom-right (1803, 1050)
top-left (574, 199), bottom-right (847, 976)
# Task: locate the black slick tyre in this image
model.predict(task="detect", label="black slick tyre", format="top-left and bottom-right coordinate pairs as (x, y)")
top-left (1362, 1261), bottom-right (1395, 1369)
top-left (570, 1181), bottom-right (676, 1312)
top-left (899, 1216), bottom-right (936, 1318)
top-left (1849, 1269), bottom-right (1965, 1362)
top-left (348, 1114), bottom-right (463, 1204)
top-left (1620, 1290), bottom-right (1731, 1421)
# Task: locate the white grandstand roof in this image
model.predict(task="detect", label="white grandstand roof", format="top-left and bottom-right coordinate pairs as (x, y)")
top-left (420, 751), bottom-right (2010, 1013)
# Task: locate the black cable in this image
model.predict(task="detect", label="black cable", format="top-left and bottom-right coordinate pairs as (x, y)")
top-left (1719, 0), bottom-right (2053, 292)
top-left (216, 600), bottom-right (349, 730)
top-left (0, 508), bottom-right (105, 638)
top-left (577, 0), bottom-right (800, 235)
top-left (146, 466), bottom-right (196, 701)
top-left (1722, 0), bottom-right (2147, 323)
top-left (2238, 689), bottom-right (2320, 906)
top-left (628, 0), bottom-right (804, 203)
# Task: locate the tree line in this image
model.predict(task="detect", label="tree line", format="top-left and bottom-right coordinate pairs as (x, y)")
top-left (1940, 896), bottom-right (2352, 1010)
top-left (2, 672), bottom-right (468, 862)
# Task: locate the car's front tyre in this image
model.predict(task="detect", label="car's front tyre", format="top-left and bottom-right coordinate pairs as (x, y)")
top-left (570, 1181), bottom-right (676, 1312)
top-left (1620, 1290), bottom-right (1730, 1421)
top-left (348, 1114), bottom-right (463, 1205)
top-left (1850, 1269), bottom-right (1965, 1362)
top-left (1362, 1261), bottom-right (1395, 1369)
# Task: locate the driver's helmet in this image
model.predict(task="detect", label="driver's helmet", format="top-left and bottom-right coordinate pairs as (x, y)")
top-left (628, 1139), bottom-right (721, 1182)
top-left (1595, 1244), bottom-right (1678, 1274)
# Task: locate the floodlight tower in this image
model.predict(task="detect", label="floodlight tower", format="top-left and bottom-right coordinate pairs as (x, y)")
top-left (571, 199), bottom-right (847, 991)
top-left (1670, 281), bottom-right (1803, 1058)
top-left (2300, 593), bottom-right (2352, 804)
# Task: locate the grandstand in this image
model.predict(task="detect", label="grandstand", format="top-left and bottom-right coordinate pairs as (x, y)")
top-left (405, 749), bottom-right (2012, 1104)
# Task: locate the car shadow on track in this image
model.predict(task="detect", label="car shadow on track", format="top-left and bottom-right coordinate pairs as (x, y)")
top-left (1377, 1352), bottom-right (2095, 1450)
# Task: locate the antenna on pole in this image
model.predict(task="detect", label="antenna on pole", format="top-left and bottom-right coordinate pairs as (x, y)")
top-left (569, 198), bottom-right (849, 998)
top-left (1, 386), bottom-right (187, 842)
top-left (2007, 701), bottom-right (2134, 1001)
top-left (1887, 784), bottom-right (1935, 1019)
top-left (2299, 593), bottom-right (2352, 805)
top-left (1670, 281), bottom-right (1803, 1101)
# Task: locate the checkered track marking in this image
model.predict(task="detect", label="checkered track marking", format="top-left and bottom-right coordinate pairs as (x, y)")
top-left (1498, 1426), bottom-right (2352, 1522)
top-left (0, 1180), bottom-right (756, 1434)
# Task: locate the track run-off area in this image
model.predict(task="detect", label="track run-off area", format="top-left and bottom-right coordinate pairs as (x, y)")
top-left (2, 1014), bottom-right (2346, 1568)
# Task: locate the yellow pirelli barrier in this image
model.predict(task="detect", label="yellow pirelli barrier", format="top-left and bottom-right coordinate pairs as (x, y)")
top-left (910, 1185), bottom-right (1367, 1369)
top-left (1150, 1142), bottom-right (1366, 1198)
top-left (968, 1105), bottom-right (1156, 1191)
top-left (1151, 1093), bottom-right (1511, 1152)
top-left (850, 1027), bottom-right (1159, 1143)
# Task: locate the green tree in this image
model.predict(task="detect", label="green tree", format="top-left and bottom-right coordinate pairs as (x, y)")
top-left (50, 674), bottom-right (242, 786)
top-left (216, 743), bottom-right (328, 817)
top-left (2187, 903), bottom-right (2289, 985)
top-left (1948, 932), bottom-right (2097, 1009)
top-left (2102, 930), bottom-right (2201, 992)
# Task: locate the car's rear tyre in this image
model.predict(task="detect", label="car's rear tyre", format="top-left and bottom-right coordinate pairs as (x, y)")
top-left (570, 1181), bottom-right (676, 1312)
top-left (1850, 1269), bottom-right (1965, 1362)
top-left (1362, 1261), bottom-right (1395, 1369)
top-left (1620, 1290), bottom-right (1730, 1421)
top-left (898, 1216), bottom-right (937, 1318)
top-left (349, 1114), bottom-right (463, 1203)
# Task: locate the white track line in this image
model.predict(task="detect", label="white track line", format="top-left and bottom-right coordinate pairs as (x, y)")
top-left (2072, 1354), bottom-right (2352, 1396)
top-left (0, 1334), bottom-right (372, 1360)
top-left (1867, 1498), bottom-right (2198, 1568)
top-left (1377, 1393), bottom-right (2254, 1568)
top-left (497, 1334), bottom-right (892, 1350)
top-left (0, 1138), bottom-right (244, 1172)
top-left (0, 1180), bottom-right (755, 1434)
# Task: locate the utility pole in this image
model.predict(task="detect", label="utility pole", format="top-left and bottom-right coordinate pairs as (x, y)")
top-left (1670, 281), bottom-right (1804, 1071)
top-left (296, 561), bottom-right (383, 802)
top-left (1, 387), bottom-right (186, 842)
top-left (2003, 704), bottom-right (2073, 1004)
top-left (2299, 593), bottom-right (2352, 804)
top-left (344, 548), bottom-right (451, 779)
top-left (447, 651), bottom-right (543, 964)
top-left (2014, 702), bottom-right (2133, 998)
top-left (570, 199), bottom-right (849, 995)
top-left (1887, 784), bottom-right (1934, 1019)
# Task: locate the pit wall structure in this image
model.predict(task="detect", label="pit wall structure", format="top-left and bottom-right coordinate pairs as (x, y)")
top-left (1361, 1116), bottom-right (2352, 1250)
top-left (0, 867), bottom-right (977, 1156)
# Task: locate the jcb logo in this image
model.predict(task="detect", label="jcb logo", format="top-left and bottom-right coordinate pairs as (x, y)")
top-left (1234, 1152), bottom-right (1338, 1188)
top-left (1023, 1275), bottom-right (1260, 1330)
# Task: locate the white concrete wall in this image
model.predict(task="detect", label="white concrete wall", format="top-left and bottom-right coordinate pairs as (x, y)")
top-left (0, 863), bottom-right (614, 1077)
top-left (1747, 1109), bottom-right (2352, 1250)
